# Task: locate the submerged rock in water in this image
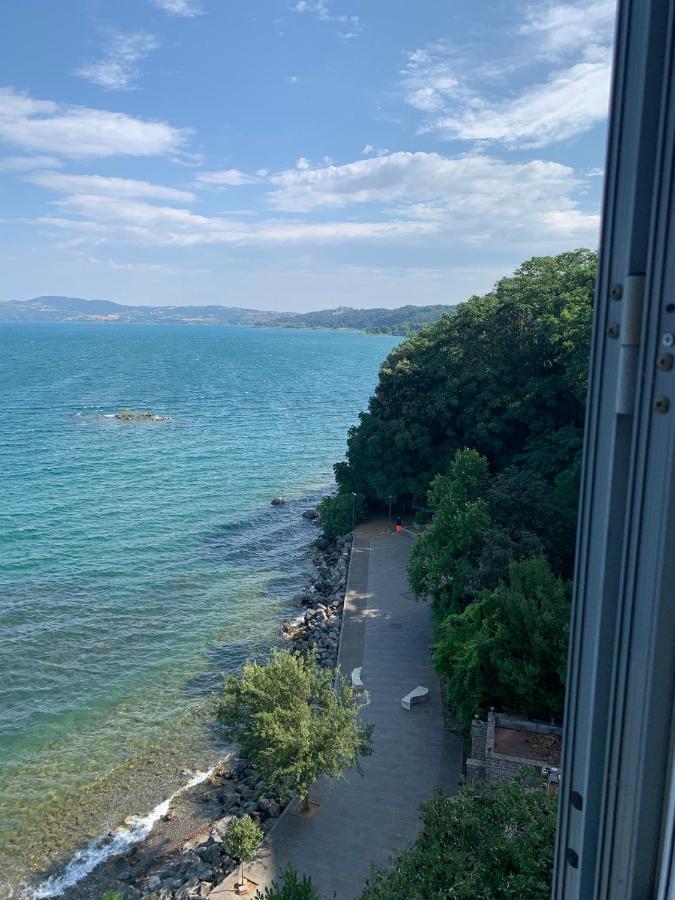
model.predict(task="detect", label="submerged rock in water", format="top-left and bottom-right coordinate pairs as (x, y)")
top-left (271, 497), bottom-right (287, 506)
top-left (113, 408), bottom-right (169, 422)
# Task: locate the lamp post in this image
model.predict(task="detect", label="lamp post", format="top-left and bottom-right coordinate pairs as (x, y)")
top-left (388, 494), bottom-right (393, 532)
top-left (351, 492), bottom-right (357, 532)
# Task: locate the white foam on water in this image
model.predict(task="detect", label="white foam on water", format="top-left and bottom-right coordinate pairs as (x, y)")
top-left (28, 766), bottom-right (219, 898)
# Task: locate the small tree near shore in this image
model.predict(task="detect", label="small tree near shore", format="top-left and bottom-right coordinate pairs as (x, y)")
top-left (317, 492), bottom-right (365, 539)
top-left (218, 650), bottom-right (373, 809)
top-left (225, 816), bottom-right (263, 889)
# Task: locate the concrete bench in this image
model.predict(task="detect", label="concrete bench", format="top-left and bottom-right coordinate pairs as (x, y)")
top-left (351, 667), bottom-right (364, 692)
top-left (401, 686), bottom-right (429, 710)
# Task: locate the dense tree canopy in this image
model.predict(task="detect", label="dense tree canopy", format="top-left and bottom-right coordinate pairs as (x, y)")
top-left (360, 776), bottom-right (557, 900)
top-left (335, 250), bottom-right (595, 509)
top-left (434, 559), bottom-right (570, 733)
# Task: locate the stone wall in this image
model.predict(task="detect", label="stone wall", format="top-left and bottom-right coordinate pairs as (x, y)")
top-left (466, 708), bottom-right (562, 786)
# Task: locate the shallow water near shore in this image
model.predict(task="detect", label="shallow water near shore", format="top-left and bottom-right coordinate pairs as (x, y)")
top-left (0, 323), bottom-right (397, 897)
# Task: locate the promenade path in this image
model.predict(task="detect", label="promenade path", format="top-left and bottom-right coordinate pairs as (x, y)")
top-left (211, 519), bottom-right (463, 900)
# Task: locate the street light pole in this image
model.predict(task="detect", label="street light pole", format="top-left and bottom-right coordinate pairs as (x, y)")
top-left (388, 494), bottom-right (393, 532)
top-left (351, 492), bottom-right (357, 533)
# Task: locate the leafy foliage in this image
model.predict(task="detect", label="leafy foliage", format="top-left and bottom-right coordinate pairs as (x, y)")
top-left (434, 560), bottom-right (570, 733)
top-left (360, 777), bottom-right (557, 900)
top-left (335, 250), bottom-right (595, 508)
top-left (225, 815), bottom-right (263, 864)
top-left (217, 650), bottom-right (373, 807)
top-left (318, 492), bottom-right (365, 539)
top-left (408, 448), bottom-right (572, 613)
top-left (256, 867), bottom-right (325, 899)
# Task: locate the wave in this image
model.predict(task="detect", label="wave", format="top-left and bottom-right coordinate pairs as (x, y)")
top-left (27, 761), bottom-right (230, 899)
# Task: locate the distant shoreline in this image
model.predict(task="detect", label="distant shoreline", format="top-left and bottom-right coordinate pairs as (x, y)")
top-left (0, 297), bottom-right (456, 336)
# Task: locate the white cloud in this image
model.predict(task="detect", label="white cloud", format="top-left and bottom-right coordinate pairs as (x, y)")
top-left (292, 2), bottom-right (361, 34)
top-left (34, 150), bottom-right (598, 251)
top-left (519, 0), bottom-right (616, 54)
top-left (402, 1), bottom-right (614, 148)
top-left (286, 75), bottom-right (300, 84)
top-left (0, 154), bottom-right (62, 171)
top-left (296, 157), bottom-right (311, 170)
top-left (402, 43), bottom-right (460, 113)
top-left (149, 0), bottom-right (202, 17)
top-left (25, 172), bottom-right (195, 202)
top-left (0, 87), bottom-right (189, 157)
top-left (430, 48), bottom-right (612, 148)
top-left (75, 32), bottom-right (160, 92)
top-left (194, 168), bottom-right (259, 187)
top-left (39, 194), bottom-right (434, 246)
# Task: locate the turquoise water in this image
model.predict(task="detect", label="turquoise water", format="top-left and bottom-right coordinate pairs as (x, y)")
top-left (0, 323), bottom-right (397, 895)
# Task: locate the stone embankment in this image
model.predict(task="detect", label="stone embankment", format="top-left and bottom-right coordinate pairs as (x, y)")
top-left (283, 529), bottom-right (352, 669)
top-left (137, 760), bottom-right (289, 898)
top-left (81, 507), bottom-right (352, 900)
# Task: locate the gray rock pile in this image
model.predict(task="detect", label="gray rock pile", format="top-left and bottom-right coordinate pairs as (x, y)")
top-left (283, 530), bottom-right (352, 669)
top-left (135, 760), bottom-right (288, 899)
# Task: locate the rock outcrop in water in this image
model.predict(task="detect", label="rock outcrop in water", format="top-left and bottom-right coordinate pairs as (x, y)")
top-left (114, 409), bottom-right (170, 422)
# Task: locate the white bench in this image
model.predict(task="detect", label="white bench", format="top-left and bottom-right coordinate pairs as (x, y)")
top-left (351, 667), bottom-right (364, 692)
top-left (401, 686), bottom-right (429, 710)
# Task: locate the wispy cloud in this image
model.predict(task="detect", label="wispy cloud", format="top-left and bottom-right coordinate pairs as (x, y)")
top-left (427, 48), bottom-right (611, 148)
top-left (519, 0), bottom-right (616, 54)
top-left (25, 171), bottom-right (195, 202)
top-left (29, 149), bottom-right (598, 251)
top-left (149, 0), bottom-right (203, 17)
top-left (75, 32), bottom-right (160, 92)
top-left (0, 86), bottom-right (189, 157)
top-left (0, 154), bottom-right (62, 171)
top-left (292, 1), bottom-right (361, 35)
top-left (402, 0), bottom-right (614, 148)
top-left (194, 168), bottom-right (259, 187)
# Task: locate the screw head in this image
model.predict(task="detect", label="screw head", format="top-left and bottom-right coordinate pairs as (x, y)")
top-left (654, 396), bottom-right (670, 414)
top-left (607, 323), bottom-right (620, 339)
top-left (610, 284), bottom-right (623, 300)
top-left (657, 354), bottom-right (674, 371)
top-left (663, 333), bottom-right (675, 347)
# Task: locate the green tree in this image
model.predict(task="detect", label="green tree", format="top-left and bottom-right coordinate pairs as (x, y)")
top-left (335, 249), bottom-right (594, 519)
top-left (256, 867), bottom-right (325, 899)
top-left (225, 815), bottom-right (263, 889)
top-left (408, 449), bottom-right (492, 612)
top-left (317, 492), bottom-right (365, 539)
top-left (360, 776), bottom-right (556, 900)
top-left (434, 559), bottom-right (571, 733)
top-left (217, 650), bottom-right (373, 809)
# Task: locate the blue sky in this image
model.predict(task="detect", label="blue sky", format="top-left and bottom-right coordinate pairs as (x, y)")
top-left (0, 0), bottom-right (615, 310)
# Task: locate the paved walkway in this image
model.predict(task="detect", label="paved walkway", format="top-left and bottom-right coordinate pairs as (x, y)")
top-left (212, 520), bottom-right (463, 900)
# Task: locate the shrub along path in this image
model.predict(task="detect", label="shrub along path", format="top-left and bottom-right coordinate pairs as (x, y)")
top-left (211, 520), bottom-right (463, 900)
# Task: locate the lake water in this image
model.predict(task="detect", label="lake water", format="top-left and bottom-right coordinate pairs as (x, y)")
top-left (0, 323), bottom-right (397, 897)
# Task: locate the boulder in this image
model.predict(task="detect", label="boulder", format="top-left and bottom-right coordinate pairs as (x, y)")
top-left (271, 497), bottom-right (287, 506)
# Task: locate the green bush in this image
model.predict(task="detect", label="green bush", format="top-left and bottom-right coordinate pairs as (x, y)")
top-left (434, 559), bottom-right (570, 734)
top-left (218, 650), bottom-right (373, 808)
top-left (317, 492), bottom-right (365, 539)
top-left (360, 777), bottom-right (557, 900)
top-left (256, 867), bottom-right (324, 899)
top-left (225, 816), bottom-right (263, 884)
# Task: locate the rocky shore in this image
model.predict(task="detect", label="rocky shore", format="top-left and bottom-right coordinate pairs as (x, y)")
top-left (56, 507), bottom-right (351, 900)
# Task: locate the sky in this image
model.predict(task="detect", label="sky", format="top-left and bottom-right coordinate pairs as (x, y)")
top-left (0, 0), bottom-right (616, 311)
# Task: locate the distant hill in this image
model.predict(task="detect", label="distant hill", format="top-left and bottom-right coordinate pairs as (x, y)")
top-left (0, 296), bottom-right (455, 335)
top-left (264, 304), bottom-right (456, 335)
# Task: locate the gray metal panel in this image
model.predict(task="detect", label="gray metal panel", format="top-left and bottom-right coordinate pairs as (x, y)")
top-left (554, 0), bottom-right (675, 896)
